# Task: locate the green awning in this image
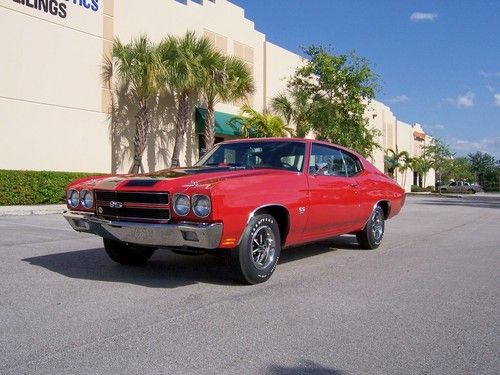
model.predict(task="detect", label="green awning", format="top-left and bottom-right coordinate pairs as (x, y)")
top-left (195, 108), bottom-right (242, 137)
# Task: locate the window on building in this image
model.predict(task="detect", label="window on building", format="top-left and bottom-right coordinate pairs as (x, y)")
top-left (203, 29), bottom-right (227, 54)
top-left (233, 41), bottom-right (254, 107)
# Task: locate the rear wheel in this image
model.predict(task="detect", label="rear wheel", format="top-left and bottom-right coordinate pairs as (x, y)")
top-left (356, 206), bottom-right (385, 249)
top-left (103, 239), bottom-right (155, 265)
top-left (227, 214), bottom-right (281, 284)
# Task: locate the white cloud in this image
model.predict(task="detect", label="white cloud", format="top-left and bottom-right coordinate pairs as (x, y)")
top-left (486, 85), bottom-right (495, 92)
top-left (445, 92), bottom-right (474, 108)
top-left (479, 71), bottom-right (500, 78)
top-left (425, 124), bottom-right (445, 131)
top-left (448, 137), bottom-right (500, 159)
top-left (494, 94), bottom-right (500, 107)
top-left (388, 95), bottom-right (409, 103)
top-left (410, 12), bottom-right (438, 22)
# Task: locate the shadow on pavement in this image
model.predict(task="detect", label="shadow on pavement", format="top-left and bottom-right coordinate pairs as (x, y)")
top-left (22, 236), bottom-right (361, 287)
top-left (22, 248), bottom-right (236, 288)
top-left (414, 196), bottom-right (500, 209)
top-left (280, 235), bottom-right (361, 265)
top-left (267, 360), bottom-right (347, 374)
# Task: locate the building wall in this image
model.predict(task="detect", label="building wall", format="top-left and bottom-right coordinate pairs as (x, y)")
top-left (1, 0), bottom-right (434, 189)
top-left (264, 42), bottom-right (303, 106)
top-left (0, 0), bottom-right (110, 172)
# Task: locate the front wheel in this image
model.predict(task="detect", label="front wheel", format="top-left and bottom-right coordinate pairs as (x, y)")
top-left (227, 214), bottom-right (281, 284)
top-left (356, 206), bottom-right (385, 249)
top-left (103, 239), bottom-right (156, 265)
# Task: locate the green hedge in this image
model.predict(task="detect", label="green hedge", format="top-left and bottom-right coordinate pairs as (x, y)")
top-left (0, 170), bottom-right (101, 206)
top-left (411, 185), bottom-right (435, 193)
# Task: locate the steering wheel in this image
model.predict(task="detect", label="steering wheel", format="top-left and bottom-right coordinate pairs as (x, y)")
top-left (281, 162), bottom-right (295, 170)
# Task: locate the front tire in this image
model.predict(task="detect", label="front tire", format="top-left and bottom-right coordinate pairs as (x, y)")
top-left (227, 214), bottom-right (281, 284)
top-left (103, 239), bottom-right (155, 265)
top-left (356, 206), bottom-right (385, 250)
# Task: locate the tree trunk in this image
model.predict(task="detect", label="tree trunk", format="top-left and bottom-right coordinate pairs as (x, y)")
top-left (171, 92), bottom-right (190, 168)
top-left (129, 99), bottom-right (149, 174)
top-left (203, 104), bottom-right (216, 152)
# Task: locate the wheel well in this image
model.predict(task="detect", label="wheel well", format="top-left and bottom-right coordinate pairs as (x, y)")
top-left (377, 201), bottom-right (390, 219)
top-left (254, 205), bottom-right (290, 246)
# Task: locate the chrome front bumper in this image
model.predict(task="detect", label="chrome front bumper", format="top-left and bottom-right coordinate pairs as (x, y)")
top-left (63, 211), bottom-right (223, 249)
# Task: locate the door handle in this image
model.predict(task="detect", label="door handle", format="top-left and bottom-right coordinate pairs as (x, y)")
top-left (350, 183), bottom-right (359, 188)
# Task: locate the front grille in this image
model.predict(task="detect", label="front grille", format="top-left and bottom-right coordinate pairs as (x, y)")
top-left (95, 190), bottom-right (170, 223)
top-left (95, 191), bottom-right (169, 204)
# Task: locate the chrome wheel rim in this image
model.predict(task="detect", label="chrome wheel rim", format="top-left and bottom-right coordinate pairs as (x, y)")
top-left (372, 211), bottom-right (384, 242)
top-left (251, 225), bottom-right (276, 270)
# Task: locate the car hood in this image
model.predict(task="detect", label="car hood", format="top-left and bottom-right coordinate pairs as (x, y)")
top-left (69, 166), bottom-right (295, 191)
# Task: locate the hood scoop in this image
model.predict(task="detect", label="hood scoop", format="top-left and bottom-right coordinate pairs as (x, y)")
top-left (125, 179), bottom-right (161, 187)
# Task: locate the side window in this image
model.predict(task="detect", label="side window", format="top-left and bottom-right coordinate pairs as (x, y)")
top-left (341, 151), bottom-right (363, 177)
top-left (309, 144), bottom-right (346, 176)
top-left (450, 181), bottom-right (457, 187)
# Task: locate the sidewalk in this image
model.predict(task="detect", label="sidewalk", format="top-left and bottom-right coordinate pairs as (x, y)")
top-left (0, 204), bottom-right (66, 217)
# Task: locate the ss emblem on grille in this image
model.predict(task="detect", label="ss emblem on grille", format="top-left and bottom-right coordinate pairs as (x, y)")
top-left (109, 201), bottom-right (123, 209)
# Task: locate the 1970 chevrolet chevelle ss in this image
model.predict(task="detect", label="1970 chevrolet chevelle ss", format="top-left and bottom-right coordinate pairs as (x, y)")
top-left (64, 138), bottom-right (405, 284)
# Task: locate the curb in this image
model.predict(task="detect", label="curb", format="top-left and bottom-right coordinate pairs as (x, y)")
top-left (405, 192), bottom-right (463, 199)
top-left (0, 205), bottom-right (66, 217)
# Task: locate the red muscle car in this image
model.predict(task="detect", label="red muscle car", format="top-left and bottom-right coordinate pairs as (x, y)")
top-left (64, 138), bottom-right (405, 284)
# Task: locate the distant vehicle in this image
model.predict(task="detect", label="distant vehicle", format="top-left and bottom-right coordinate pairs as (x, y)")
top-left (439, 181), bottom-right (482, 194)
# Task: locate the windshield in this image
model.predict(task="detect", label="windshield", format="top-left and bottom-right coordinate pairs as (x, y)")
top-left (195, 141), bottom-right (306, 172)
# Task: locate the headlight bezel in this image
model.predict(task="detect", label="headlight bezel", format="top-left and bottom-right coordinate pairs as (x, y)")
top-left (67, 189), bottom-right (80, 208)
top-left (80, 189), bottom-right (94, 209)
top-left (192, 194), bottom-right (211, 218)
top-left (173, 193), bottom-right (190, 217)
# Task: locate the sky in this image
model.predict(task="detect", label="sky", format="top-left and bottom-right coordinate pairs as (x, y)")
top-left (230, 0), bottom-right (500, 159)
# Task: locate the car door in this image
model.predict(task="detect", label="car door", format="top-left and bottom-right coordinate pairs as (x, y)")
top-left (305, 143), bottom-right (361, 239)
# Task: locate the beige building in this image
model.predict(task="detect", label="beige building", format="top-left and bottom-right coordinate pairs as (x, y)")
top-left (0, 0), bottom-right (433, 191)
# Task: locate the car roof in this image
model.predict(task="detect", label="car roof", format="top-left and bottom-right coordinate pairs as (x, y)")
top-left (219, 138), bottom-right (365, 158)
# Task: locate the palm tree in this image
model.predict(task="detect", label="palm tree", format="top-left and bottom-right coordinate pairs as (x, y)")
top-left (384, 147), bottom-right (409, 183)
top-left (230, 104), bottom-right (294, 138)
top-left (412, 156), bottom-right (432, 188)
top-left (103, 36), bottom-right (162, 173)
top-left (201, 55), bottom-right (255, 151)
top-left (270, 86), bottom-right (312, 137)
top-left (398, 153), bottom-right (413, 188)
top-left (158, 31), bottom-right (217, 167)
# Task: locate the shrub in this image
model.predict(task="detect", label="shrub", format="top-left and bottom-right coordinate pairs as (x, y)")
top-left (0, 170), bottom-right (101, 206)
top-left (411, 185), bottom-right (434, 193)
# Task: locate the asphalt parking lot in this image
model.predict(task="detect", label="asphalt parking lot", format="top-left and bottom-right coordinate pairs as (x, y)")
top-left (0, 195), bottom-right (499, 374)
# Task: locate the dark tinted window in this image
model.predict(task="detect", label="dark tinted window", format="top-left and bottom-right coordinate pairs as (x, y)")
top-left (309, 144), bottom-right (346, 176)
top-left (341, 151), bottom-right (363, 177)
top-left (196, 141), bottom-right (306, 172)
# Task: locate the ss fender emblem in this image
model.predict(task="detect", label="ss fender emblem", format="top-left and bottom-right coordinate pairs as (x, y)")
top-left (109, 201), bottom-right (123, 209)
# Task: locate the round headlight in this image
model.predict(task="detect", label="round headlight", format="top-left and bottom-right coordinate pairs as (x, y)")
top-left (192, 195), bottom-right (211, 218)
top-left (67, 189), bottom-right (79, 208)
top-left (173, 194), bottom-right (190, 216)
top-left (80, 189), bottom-right (94, 209)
